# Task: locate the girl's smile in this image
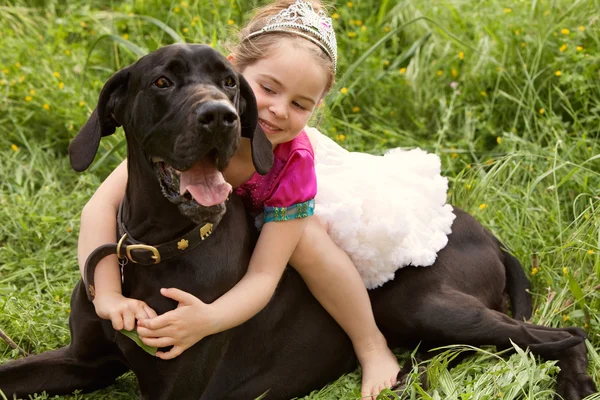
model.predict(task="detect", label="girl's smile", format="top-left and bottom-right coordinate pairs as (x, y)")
top-left (258, 118), bottom-right (283, 134)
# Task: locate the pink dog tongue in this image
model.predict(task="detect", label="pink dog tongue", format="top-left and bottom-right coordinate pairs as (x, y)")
top-left (179, 159), bottom-right (232, 207)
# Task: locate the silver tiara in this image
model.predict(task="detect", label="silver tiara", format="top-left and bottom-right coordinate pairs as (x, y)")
top-left (243, 0), bottom-right (337, 71)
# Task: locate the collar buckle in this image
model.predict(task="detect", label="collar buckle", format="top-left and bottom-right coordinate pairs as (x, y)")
top-left (126, 244), bottom-right (161, 264)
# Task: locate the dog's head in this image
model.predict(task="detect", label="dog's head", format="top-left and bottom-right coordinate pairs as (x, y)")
top-left (69, 44), bottom-right (273, 221)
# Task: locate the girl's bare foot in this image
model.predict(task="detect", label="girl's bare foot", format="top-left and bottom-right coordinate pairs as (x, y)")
top-left (355, 334), bottom-right (400, 400)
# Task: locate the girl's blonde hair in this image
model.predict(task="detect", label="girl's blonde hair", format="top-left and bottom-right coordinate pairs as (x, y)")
top-left (228, 0), bottom-right (336, 96)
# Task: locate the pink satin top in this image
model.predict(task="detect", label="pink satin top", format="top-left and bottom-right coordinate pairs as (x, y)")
top-left (235, 131), bottom-right (316, 223)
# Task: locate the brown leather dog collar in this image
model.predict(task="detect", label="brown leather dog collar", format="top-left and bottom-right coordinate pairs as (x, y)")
top-left (83, 203), bottom-right (215, 302)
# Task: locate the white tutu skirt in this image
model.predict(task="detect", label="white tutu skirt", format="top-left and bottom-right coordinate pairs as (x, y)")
top-left (305, 127), bottom-right (456, 289)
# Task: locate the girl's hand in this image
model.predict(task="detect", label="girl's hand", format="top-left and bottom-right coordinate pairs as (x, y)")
top-left (136, 288), bottom-right (221, 360)
top-left (93, 291), bottom-right (157, 331)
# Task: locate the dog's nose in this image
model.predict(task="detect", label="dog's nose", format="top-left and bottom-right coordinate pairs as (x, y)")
top-left (195, 102), bottom-right (237, 131)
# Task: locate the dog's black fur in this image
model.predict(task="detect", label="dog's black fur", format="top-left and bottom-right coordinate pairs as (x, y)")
top-left (0, 44), bottom-right (596, 400)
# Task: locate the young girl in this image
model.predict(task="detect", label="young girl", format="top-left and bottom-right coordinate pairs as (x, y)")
top-left (78, 1), bottom-right (454, 398)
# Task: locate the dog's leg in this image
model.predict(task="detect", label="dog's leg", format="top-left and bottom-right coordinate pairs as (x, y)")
top-left (0, 345), bottom-right (128, 397)
top-left (0, 281), bottom-right (128, 397)
top-left (380, 289), bottom-right (595, 400)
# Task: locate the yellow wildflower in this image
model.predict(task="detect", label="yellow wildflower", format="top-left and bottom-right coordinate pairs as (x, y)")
top-left (25, 96), bottom-right (32, 102)
top-left (79, 101), bottom-right (85, 106)
top-left (336, 134), bottom-right (346, 141)
top-left (15, 62), bottom-right (21, 68)
top-left (43, 103), bottom-right (50, 110)
top-left (480, 91), bottom-right (487, 97)
top-left (348, 32), bottom-right (357, 37)
top-left (347, 2), bottom-right (353, 7)
top-left (579, 26), bottom-right (585, 32)
top-left (503, 8), bottom-right (512, 13)
top-left (227, 19), bottom-right (234, 25)
top-left (80, 21), bottom-right (87, 28)
top-left (58, 82), bottom-right (64, 90)
top-left (174, 6), bottom-right (180, 12)
top-left (555, 70), bottom-right (562, 76)
top-left (563, 267), bottom-right (568, 275)
top-left (466, 164), bottom-right (471, 169)
top-left (193, 16), bottom-right (199, 21)
top-left (436, 70), bottom-right (443, 76)
top-left (332, 13), bottom-right (340, 19)
top-left (123, 33), bottom-right (129, 40)
top-left (354, 20), bottom-right (363, 26)
top-left (65, 49), bottom-right (71, 55)
top-left (563, 315), bottom-right (570, 322)
top-left (383, 60), bottom-right (390, 66)
top-left (466, 184), bottom-right (472, 190)
top-left (55, 295), bottom-right (60, 301)
top-left (2, 68), bottom-right (8, 74)
top-left (352, 106), bottom-right (360, 113)
top-left (539, 108), bottom-right (545, 114)
top-left (399, 67), bottom-right (406, 74)
top-left (514, 29), bottom-right (520, 35)
top-left (183, 27), bottom-right (189, 33)
top-left (53, 71), bottom-right (60, 78)
top-left (180, 1), bottom-right (188, 7)
top-left (587, 250), bottom-right (595, 255)
top-left (11, 144), bottom-right (18, 152)
top-left (521, 42), bottom-right (526, 47)
top-left (451, 153), bottom-right (458, 159)
top-left (340, 87), bottom-right (348, 94)
top-left (576, 46), bottom-right (583, 51)
top-left (361, 26), bottom-right (366, 32)
top-left (531, 267), bottom-right (539, 275)
top-left (0, 79), bottom-right (6, 85)
top-left (561, 28), bottom-right (570, 35)
top-left (496, 137), bottom-right (502, 144)
top-left (18, 75), bottom-right (25, 83)
top-left (559, 44), bottom-right (567, 52)
top-left (479, 203), bottom-right (487, 210)
top-left (451, 68), bottom-right (458, 77)
top-left (458, 51), bottom-right (464, 60)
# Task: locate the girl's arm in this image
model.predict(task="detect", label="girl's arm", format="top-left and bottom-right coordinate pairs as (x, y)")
top-left (136, 217), bottom-right (308, 359)
top-left (78, 160), bottom-right (127, 278)
top-left (78, 160), bottom-right (156, 330)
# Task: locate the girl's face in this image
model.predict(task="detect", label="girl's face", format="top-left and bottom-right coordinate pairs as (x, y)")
top-left (231, 39), bottom-right (329, 147)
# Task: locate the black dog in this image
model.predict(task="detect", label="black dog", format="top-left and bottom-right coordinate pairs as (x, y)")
top-left (0, 44), bottom-right (596, 400)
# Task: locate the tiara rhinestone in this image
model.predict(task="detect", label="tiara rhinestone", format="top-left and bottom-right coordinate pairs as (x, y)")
top-left (243, 0), bottom-right (337, 71)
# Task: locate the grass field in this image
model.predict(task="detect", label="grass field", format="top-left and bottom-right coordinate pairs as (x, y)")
top-left (0, 0), bottom-right (599, 398)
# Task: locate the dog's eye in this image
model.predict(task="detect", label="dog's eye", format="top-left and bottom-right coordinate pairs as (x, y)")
top-left (223, 76), bottom-right (236, 88)
top-left (153, 76), bottom-right (172, 88)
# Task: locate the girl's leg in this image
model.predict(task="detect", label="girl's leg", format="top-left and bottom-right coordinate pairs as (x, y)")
top-left (289, 216), bottom-right (400, 399)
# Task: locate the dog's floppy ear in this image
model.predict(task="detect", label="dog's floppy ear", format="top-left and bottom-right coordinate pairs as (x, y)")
top-left (69, 66), bottom-right (131, 172)
top-left (238, 74), bottom-right (273, 175)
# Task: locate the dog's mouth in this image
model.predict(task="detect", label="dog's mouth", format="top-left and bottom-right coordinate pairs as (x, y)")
top-left (152, 150), bottom-right (232, 208)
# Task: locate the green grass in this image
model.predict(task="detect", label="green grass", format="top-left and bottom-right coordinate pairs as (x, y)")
top-left (0, 0), bottom-right (599, 399)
